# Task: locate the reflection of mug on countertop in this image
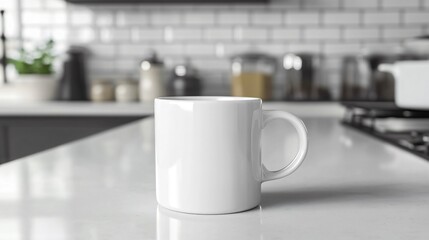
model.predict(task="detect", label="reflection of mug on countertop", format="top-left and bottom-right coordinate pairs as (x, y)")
top-left (157, 205), bottom-right (262, 240)
top-left (155, 97), bottom-right (308, 214)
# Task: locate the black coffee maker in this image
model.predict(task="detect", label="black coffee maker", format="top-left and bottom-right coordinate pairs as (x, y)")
top-left (57, 46), bottom-right (89, 101)
top-left (167, 61), bottom-right (202, 96)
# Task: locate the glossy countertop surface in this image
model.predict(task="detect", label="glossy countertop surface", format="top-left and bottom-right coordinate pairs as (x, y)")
top-left (1, 117), bottom-right (429, 239)
top-left (0, 102), bottom-right (154, 116)
top-left (0, 101), bottom-right (344, 117)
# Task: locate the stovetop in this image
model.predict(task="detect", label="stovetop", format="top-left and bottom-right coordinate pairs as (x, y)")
top-left (341, 101), bottom-right (429, 161)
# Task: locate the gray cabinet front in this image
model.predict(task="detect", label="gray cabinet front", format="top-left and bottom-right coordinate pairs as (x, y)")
top-left (0, 116), bottom-right (143, 164)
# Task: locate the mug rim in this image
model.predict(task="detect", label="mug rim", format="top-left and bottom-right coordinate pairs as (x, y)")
top-left (156, 96), bottom-right (262, 102)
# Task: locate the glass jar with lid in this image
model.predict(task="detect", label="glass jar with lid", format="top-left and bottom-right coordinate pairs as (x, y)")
top-left (230, 53), bottom-right (277, 100)
top-left (139, 51), bottom-right (166, 102)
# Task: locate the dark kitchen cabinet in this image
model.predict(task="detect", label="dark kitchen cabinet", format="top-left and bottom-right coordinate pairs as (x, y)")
top-left (0, 116), bottom-right (144, 164)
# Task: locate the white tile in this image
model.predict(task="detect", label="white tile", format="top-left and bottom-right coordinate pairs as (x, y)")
top-left (254, 43), bottom-right (287, 55)
top-left (87, 44), bottom-right (116, 57)
top-left (285, 11), bottom-right (320, 25)
top-left (204, 28), bottom-right (233, 40)
top-left (52, 12), bottom-right (67, 25)
top-left (69, 27), bottom-right (96, 43)
top-left (223, 43), bottom-right (253, 55)
top-left (70, 10), bottom-right (93, 26)
top-left (323, 43), bottom-right (361, 55)
top-left (21, 0), bottom-right (43, 9)
top-left (363, 12), bottom-right (400, 25)
top-left (215, 43), bottom-right (226, 57)
top-left (22, 27), bottom-right (42, 40)
top-left (362, 42), bottom-right (403, 53)
top-left (343, 28), bottom-right (379, 40)
top-left (302, 0), bottom-right (340, 9)
top-left (184, 12), bottom-right (215, 25)
top-left (424, 26), bottom-right (429, 35)
top-left (269, 0), bottom-right (301, 9)
top-left (303, 27), bottom-right (341, 40)
top-left (404, 11), bottom-right (429, 24)
top-left (343, 0), bottom-right (378, 9)
top-left (169, 28), bottom-right (202, 41)
top-left (323, 12), bottom-right (360, 25)
top-left (88, 58), bottom-right (116, 73)
top-left (185, 44), bottom-right (215, 56)
top-left (151, 12), bottom-right (182, 25)
top-left (54, 42), bottom-right (68, 54)
top-left (35, 28), bottom-right (55, 41)
top-left (118, 44), bottom-right (152, 57)
top-left (381, 0), bottom-right (420, 8)
top-left (234, 27), bottom-right (268, 41)
top-left (50, 27), bottom-right (68, 41)
top-left (99, 28), bottom-right (130, 43)
top-left (21, 11), bottom-right (65, 26)
top-left (22, 11), bottom-right (52, 25)
top-left (44, 0), bottom-right (66, 9)
top-left (163, 57), bottom-right (186, 69)
top-left (115, 58), bottom-right (138, 72)
top-left (251, 12), bottom-right (282, 25)
top-left (287, 43), bottom-right (322, 53)
top-left (0, 0), bottom-right (16, 10)
top-left (116, 11), bottom-right (149, 26)
top-left (271, 28), bottom-right (301, 40)
top-left (217, 12), bottom-right (249, 25)
top-left (164, 27), bottom-right (174, 42)
top-left (95, 12), bottom-right (114, 26)
top-left (154, 44), bottom-right (185, 56)
top-left (132, 28), bottom-right (164, 41)
top-left (191, 59), bottom-right (229, 72)
top-left (382, 27), bottom-right (422, 40)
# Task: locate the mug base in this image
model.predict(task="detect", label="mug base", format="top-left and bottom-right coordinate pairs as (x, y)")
top-left (158, 203), bottom-right (260, 215)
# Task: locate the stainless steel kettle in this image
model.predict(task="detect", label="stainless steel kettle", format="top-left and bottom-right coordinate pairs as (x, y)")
top-left (283, 53), bottom-right (329, 100)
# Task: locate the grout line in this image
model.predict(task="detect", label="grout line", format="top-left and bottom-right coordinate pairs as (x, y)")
top-left (377, 0), bottom-right (383, 10)
top-left (319, 9), bottom-right (324, 27)
top-left (16, 0), bottom-right (23, 48)
top-left (399, 9), bottom-right (405, 26)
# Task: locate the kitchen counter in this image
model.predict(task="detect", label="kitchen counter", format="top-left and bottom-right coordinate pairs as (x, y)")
top-left (0, 101), bottom-right (344, 117)
top-left (1, 117), bottom-right (429, 240)
top-left (0, 102), bottom-right (154, 117)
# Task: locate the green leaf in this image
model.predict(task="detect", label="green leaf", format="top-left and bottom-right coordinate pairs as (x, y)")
top-left (9, 39), bottom-right (55, 75)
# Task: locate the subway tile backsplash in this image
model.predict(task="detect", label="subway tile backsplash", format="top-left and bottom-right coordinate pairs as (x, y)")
top-left (18, 0), bottom-right (429, 98)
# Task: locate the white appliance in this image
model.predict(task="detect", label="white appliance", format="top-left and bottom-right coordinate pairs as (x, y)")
top-left (379, 60), bottom-right (429, 110)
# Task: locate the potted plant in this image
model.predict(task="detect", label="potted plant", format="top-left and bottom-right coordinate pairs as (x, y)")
top-left (7, 39), bottom-right (58, 101)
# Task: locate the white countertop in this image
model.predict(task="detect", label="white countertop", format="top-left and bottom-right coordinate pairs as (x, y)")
top-left (0, 101), bottom-right (344, 117)
top-left (1, 116), bottom-right (429, 239)
top-left (0, 102), bottom-right (155, 117)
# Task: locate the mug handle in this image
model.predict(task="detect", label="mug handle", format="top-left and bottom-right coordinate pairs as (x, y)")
top-left (262, 110), bottom-right (308, 182)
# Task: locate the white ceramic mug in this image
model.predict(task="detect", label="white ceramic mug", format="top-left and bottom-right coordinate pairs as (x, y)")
top-left (155, 97), bottom-right (308, 214)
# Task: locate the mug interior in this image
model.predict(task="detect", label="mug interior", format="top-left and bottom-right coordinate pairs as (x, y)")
top-left (156, 96), bottom-right (261, 102)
